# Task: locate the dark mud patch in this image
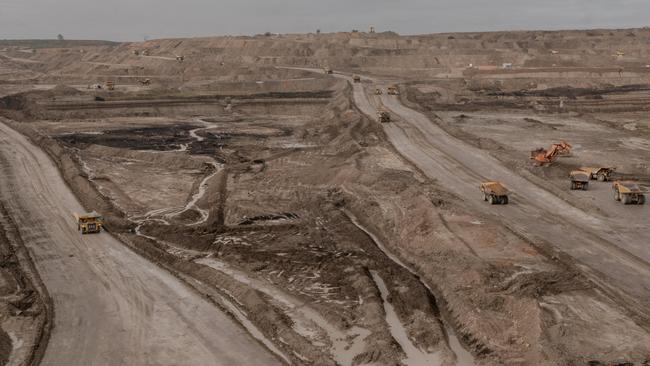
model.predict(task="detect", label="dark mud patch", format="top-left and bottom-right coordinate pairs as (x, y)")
top-left (489, 84), bottom-right (650, 98)
top-left (139, 223), bottom-right (215, 251)
top-left (202, 116), bottom-right (248, 124)
top-left (189, 127), bottom-right (292, 156)
top-left (492, 266), bottom-right (592, 297)
top-left (0, 93), bottom-right (29, 111)
top-left (238, 212), bottom-right (299, 225)
top-left (0, 85), bottom-right (82, 107)
top-left (0, 328), bottom-right (10, 366)
top-left (236, 90), bottom-right (333, 100)
top-left (142, 90), bottom-right (334, 101)
top-left (525, 161), bottom-right (583, 180)
top-left (0, 201), bottom-right (51, 366)
top-left (56, 124), bottom-right (199, 151)
top-left (523, 117), bottom-right (563, 130)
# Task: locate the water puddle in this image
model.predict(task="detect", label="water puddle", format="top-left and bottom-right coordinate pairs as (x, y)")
top-left (166, 117), bottom-right (222, 224)
top-left (196, 257), bottom-right (370, 366)
top-left (370, 271), bottom-right (442, 366)
top-left (168, 161), bottom-right (220, 225)
top-left (187, 277), bottom-right (291, 364)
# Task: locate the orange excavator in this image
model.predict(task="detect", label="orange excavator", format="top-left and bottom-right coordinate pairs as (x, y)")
top-left (530, 140), bottom-right (572, 165)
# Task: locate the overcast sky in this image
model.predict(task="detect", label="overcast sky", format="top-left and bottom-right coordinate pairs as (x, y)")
top-left (1, 0), bottom-right (649, 41)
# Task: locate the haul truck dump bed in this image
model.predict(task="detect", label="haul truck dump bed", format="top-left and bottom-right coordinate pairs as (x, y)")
top-left (480, 181), bottom-right (509, 204)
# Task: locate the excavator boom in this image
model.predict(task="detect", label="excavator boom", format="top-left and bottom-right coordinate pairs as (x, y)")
top-left (530, 140), bottom-right (572, 165)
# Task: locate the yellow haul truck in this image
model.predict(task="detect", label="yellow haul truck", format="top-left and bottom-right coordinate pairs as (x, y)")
top-left (74, 211), bottom-right (103, 234)
top-left (613, 181), bottom-right (646, 205)
top-left (378, 110), bottom-right (391, 123)
top-left (569, 170), bottom-right (590, 190)
top-left (580, 167), bottom-right (615, 182)
top-left (480, 181), bottom-right (509, 205)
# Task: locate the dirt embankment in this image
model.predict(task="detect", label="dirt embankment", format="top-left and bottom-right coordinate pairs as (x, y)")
top-left (405, 78), bottom-right (650, 114)
top-left (0, 201), bottom-right (52, 366)
top-left (7, 27), bottom-right (650, 86)
top-left (0, 85), bottom-right (333, 121)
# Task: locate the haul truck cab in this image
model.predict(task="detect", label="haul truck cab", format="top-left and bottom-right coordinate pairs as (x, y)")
top-left (74, 211), bottom-right (103, 234)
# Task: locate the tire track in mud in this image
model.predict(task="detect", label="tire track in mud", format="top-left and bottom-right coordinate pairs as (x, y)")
top-left (370, 270), bottom-right (444, 366)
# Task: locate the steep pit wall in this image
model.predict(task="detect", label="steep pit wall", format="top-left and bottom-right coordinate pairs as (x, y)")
top-left (0, 77), bottom-right (338, 120)
top-left (10, 28), bottom-right (650, 89)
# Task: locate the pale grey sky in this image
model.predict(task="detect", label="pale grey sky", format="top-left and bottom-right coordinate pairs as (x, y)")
top-left (1, 0), bottom-right (649, 41)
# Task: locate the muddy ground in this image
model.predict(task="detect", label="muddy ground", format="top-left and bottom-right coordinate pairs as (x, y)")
top-left (0, 87), bottom-right (458, 365)
top-left (0, 203), bottom-right (50, 366)
top-left (1, 29), bottom-right (650, 365)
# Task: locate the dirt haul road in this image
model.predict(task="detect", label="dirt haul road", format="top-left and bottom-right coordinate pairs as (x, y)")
top-left (0, 120), bottom-right (281, 366)
top-left (342, 78), bottom-right (650, 323)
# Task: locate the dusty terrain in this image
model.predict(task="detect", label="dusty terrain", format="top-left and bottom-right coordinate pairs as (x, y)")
top-left (1, 29), bottom-right (650, 366)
